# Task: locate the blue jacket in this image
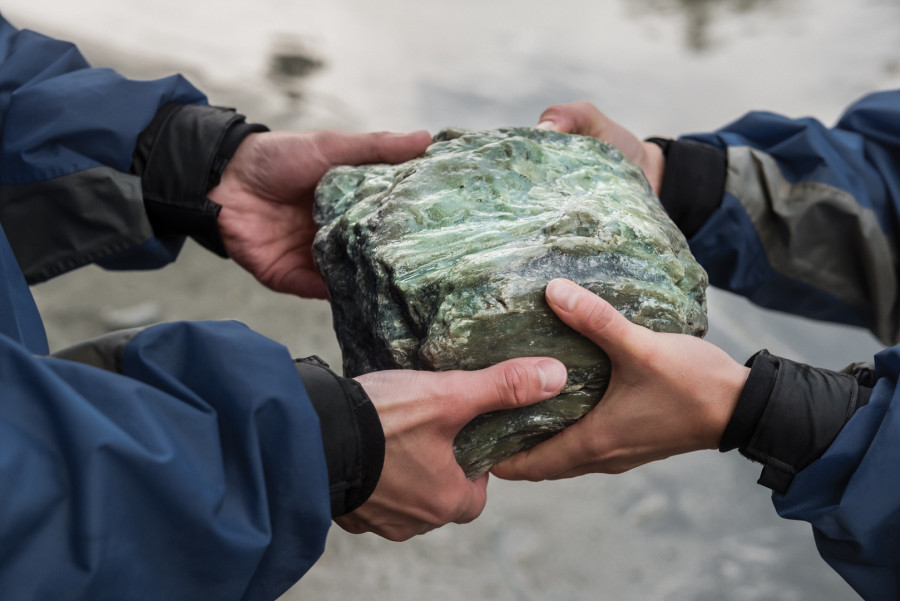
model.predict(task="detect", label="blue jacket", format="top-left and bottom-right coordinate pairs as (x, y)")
top-left (0, 16), bottom-right (382, 601)
top-left (659, 89), bottom-right (900, 600)
top-left (4, 12), bottom-right (898, 600)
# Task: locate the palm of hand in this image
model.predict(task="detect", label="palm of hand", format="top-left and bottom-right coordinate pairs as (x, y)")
top-left (209, 129), bottom-right (432, 299)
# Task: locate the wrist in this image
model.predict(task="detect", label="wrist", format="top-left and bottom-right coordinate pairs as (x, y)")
top-left (133, 103), bottom-right (268, 257)
top-left (207, 132), bottom-right (264, 206)
top-left (294, 356), bottom-right (385, 517)
top-left (704, 359), bottom-right (751, 450)
top-left (643, 137), bottom-right (727, 237)
top-left (640, 141), bottom-right (666, 196)
top-left (719, 350), bottom-right (871, 494)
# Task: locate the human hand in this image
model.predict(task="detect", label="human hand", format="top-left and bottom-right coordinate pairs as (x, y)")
top-left (537, 102), bottom-right (665, 195)
top-left (491, 279), bottom-right (749, 481)
top-left (208, 130), bottom-right (432, 298)
top-left (337, 357), bottom-right (568, 541)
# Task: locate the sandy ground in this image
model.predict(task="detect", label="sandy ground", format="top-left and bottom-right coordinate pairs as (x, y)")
top-left (8, 0), bottom-right (897, 598)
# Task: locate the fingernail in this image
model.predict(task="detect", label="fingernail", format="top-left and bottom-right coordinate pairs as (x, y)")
top-left (537, 359), bottom-right (568, 393)
top-left (546, 279), bottom-right (580, 311)
top-left (536, 120), bottom-right (556, 130)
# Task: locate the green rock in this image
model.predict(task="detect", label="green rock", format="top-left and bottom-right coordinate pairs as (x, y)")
top-left (313, 127), bottom-right (708, 478)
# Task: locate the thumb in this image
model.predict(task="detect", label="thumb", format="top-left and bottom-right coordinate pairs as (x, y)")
top-left (545, 279), bottom-right (646, 360)
top-left (446, 357), bottom-right (568, 425)
top-left (537, 104), bottom-right (576, 133)
top-left (537, 101), bottom-right (607, 137)
top-left (317, 130), bottom-right (432, 166)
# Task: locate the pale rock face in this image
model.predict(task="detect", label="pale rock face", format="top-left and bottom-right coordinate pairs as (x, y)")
top-left (314, 127), bottom-right (708, 478)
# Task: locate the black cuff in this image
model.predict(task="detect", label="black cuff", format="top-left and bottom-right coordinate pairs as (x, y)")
top-left (293, 356), bottom-right (385, 517)
top-left (132, 103), bottom-right (269, 257)
top-left (719, 349), bottom-right (870, 494)
top-left (646, 137), bottom-right (727, 238)
top-left (718, 351), bottom-right (777, 453)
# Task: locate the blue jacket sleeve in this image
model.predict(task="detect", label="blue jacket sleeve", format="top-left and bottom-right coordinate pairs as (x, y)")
top-left (771, 351), bottom-right (900, 600)
top-left (0, 320), bottom-right (333, 601)
top-left (653, 90), bottom-right (900, 599)
top-left (672, 89), bottom-right (900, 345)
top-left (0, 14), bottom-right (266, 282)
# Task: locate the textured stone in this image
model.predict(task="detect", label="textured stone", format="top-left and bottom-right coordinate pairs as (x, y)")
top-left (313, 127), bottom-right (708, 478)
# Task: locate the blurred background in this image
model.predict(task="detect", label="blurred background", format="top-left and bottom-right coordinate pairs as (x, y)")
top-left (5, 0), bottom-right (896, 598)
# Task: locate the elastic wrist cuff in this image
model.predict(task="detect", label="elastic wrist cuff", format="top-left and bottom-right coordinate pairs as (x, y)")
top-left (132, 103), bottom-right (268, 257)
top-left (725, 350), bottom-right (866, 494)
top-left (719, 350), bottom-right (777, 453)
top-left (293, 356), bottom-right (385, 517)
top-left (647, 137), bottom-right (727, 237)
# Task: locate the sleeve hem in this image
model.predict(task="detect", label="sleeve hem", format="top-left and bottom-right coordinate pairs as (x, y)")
top-left (649, 137), bottom-right (727, 237)
top-left (723, 350), bottom-right (866, 494)
top-left (293, 356), bottom-right (385, 517)
top-left (132, 103), bottom-right (268, 257)
top-left (718, 349), bottom-right (777, 453)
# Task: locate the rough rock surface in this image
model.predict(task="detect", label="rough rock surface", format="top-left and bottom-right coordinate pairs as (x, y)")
top-left (313, 127), bottom-right (708, 478)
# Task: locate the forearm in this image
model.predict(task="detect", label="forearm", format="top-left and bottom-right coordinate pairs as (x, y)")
top-left (292, 356), bottom-right (384, 517)
top-left (2, 321), bottom-right (340, 600)
top-left (130, 103), bottom-right (268, 259)
top-left (0, 15), bottom-right (265, 281)
top-left (653, 89), bottom-right (900, 344)
top-left (650, 95), bottom-right (900, 596)
top-left (718, 350), bottom-right (872, 493)
top-left (53, 326), bottom-right (386, 521)
top-left (707, 346), bottom-right (893, 598)
top-left (762, 348), bottom-right (900, 600)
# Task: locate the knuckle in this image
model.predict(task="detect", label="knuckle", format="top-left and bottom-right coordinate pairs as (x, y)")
top-left (506, 453), bottom-right (549, 482)
top-left (383, 527), bottom-right (413, 542)
top-left (569, 100), bottom-right (602, 121)
top-left (433, 494), bottom-right (464, 521)
top-left (496, 363), bottom-right (533, 408)
top-left (455, 504), bottom-right (484, 525)
top-left (429, 484), bottom-right (479, 525)
top-left (570, 100), bottom-right (596, 113)
top-left (541, 103), bottom-right (566, 117)
top-left (334, 517), bottom-right (363, 535)
top-left (521, 465), bottom-right (547, 483)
